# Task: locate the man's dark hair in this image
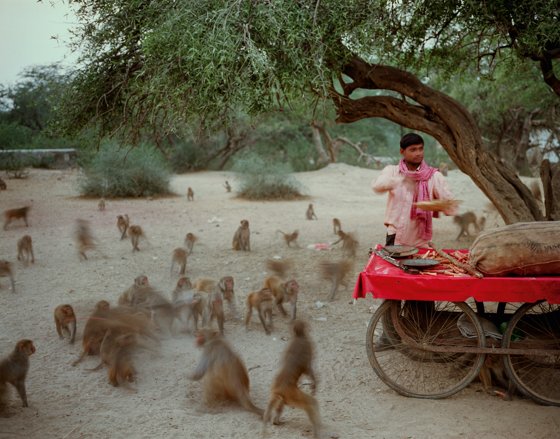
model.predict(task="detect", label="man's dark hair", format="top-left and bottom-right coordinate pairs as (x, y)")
top-left (400, 133), bottom-right (424, 149)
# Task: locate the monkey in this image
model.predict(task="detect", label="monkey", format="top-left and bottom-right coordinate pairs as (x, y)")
top-left (263, 276), bottom-right (299, 320)
top-left (189, 329), bottom-right (263, 416)
top-left (263, 320), bottom-right (322, 438)
top-left (232, 219), bottom-right (250, 251)
top-left (205, 289), bottom-right (225, 335)
top-left (3, 206), bottom-right (30, 230)
top-left (478, 354), bottom-right (516, 400)
top-left (453, 211), bottom-right (482, 240)
top-left (90, 329), bottom-right (137, 387)
top-left (276, 230), bottom-right (300, 248)
top-left (194, 278), bottom-right (216, 293)
top-left (245, 288), bottom-right (274, 335)
top-left (187, 187), bottom-right (194, 201)
top-left (16, 235), bottom-right (34, 265)
top-left (116, 214), bottom-right (130, 240)
top-left (128, 225), bottom-right (144, 252)
top-left (0, 340), bottom-right (36, 409)
top-left (54, 304), bottom-right (77, 344)
top-left (224, 180), bottom-right (232, 193)
top-left (439, 162), bottom-right (449, 177)
top-left (75, 218), bottom-right (96, 260)
top-left (306, 203), bottom-right (318, 220)
top-left (0, 177), bottom-right (6, 190)
top-left (265, 258), bottom-right (293, 279)
top-left (218, 276), bottom-right (238, 319)
top-left (173, 277), bottom-right (205, 332)
top-left (72, 300), bottom-right (111, 366)
top-left (98, 198), bottom-right (106, 211)
top-left (332, 230), bottom-right (359, 258)
top-left (118, 275), bottom-right (150, 306)
top-left (319, 259), bottom-right (353, 301)
top-left (184, 232), bottom-right (197, 255)
top-left (0, 260), bottom-right (16, 293)
top-left (172, 276), bottom-right (193, 302)
top-left (332, 218), bottom-right (342, 235)
top-left (170, 248), bottom-right (188, 275)
top-left (129, 285), bottom-right (177, 334)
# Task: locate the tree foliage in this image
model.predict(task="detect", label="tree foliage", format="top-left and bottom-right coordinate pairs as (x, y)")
top-left (58, 0), bottom-right (560, 221)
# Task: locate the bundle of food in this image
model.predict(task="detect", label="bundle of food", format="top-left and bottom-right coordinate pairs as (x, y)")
top-left (469, 221), bottom-right (560, 276)
top-left (414, 199), bottom-right (461, 212)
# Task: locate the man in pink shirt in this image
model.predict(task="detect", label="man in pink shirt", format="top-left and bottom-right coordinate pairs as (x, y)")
top-left (372, 133), bottom-right (456, 248)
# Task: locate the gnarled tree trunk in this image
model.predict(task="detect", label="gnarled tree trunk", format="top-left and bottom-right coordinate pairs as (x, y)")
top-left (331, 57), bottom-right (547, 224)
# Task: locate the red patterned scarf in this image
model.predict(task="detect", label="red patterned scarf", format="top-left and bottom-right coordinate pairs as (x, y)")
top-left (398, 159), bottom-right (438, 240)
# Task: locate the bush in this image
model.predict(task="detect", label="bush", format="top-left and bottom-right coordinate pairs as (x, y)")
top-left (80, 143), bottom-right (171, 197)
top-left (0, 154), bottom-right (36, 178)
top-left (232, 154), bottom-right (304, 200)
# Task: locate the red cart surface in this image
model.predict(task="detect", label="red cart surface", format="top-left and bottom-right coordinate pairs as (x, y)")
top-left (355, 246), bottom-right (560, 405)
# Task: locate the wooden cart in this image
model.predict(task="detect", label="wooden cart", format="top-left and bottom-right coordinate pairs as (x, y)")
top-left (354, 246), bottom-right (560, 405)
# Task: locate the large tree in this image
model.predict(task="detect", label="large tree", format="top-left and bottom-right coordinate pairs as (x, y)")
top-left (59, 0), bottom-right (560, 222)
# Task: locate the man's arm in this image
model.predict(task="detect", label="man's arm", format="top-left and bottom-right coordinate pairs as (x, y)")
top-left (432, 172), bottom-right (458, 216)
top-left (372, 165), bottom-right (403, 194)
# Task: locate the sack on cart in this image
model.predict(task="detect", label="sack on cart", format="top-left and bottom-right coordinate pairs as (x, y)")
top-left (469, 221), bottom-right (560, 276)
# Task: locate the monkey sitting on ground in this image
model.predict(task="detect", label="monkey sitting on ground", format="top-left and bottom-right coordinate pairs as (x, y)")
top-left (0, 177), bottom-right (6, 190)
top-left (224, 180), bottom-right (232, 193)
top-left (276, 230), bottom-right (300, 248)
top-left (187, 187), bottom-right (194, 201)
top-left (218, 276), bottom-right (238, 319)
top-left (116, 214), bottom-right (130, 240)
top-left (306, 203), bottom-right (318, 220)
top-left (128, 225), bottom-right (145, 252)
top-left (319, 259), bottom-right (353, 301)
top-left (263, 276), bottom-right (299, 320)
top-left (98, 199), bottom-right (106, 211)
top-left (17, 235), bottom-right (34, 265)
top-left (3, 206), bottom-right (30, 230)
top-left (245, 288), bottom-right (274, 335)
top-left (332, 230), bottom-right (358, 258)
top-left (332, 218), bottom-right (341, 235)
top-left (72, 300), bottom-right (111, 366)
top-left (453, 211), bottom-right (485, 240)
top-left (54, 304), bottom-right (77, 344)
top-left (263, 321), bottom-right (322, 438)
top-left (0, 340), bottom-right (36, 409)
top-left (232, 219), bottom-right (250, 251)
top-left (0, 260), bottom-right (16, 293)
top-left (89, 329), bottom-right (138, 387)
top-left (170, 248), bottom-right (188, 275)
top-left (118, 275), bottom-right (150, 306)
top-left (184, 232), bottom-right (197, 254)
top-left (189, 329), bottom-right (263, 416)
top-left (478, 354), bottom-right (516, 400)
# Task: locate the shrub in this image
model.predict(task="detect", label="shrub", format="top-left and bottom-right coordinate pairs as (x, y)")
top-left (80, 143), bottom-right (171, 197)
top-left (0, 154), bottom-right (36, 178)
top-left (232, 154), bottom-right (304, 200)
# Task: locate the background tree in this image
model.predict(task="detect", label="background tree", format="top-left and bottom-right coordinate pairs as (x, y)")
top-left (58, 0), bottom-right (560, 222)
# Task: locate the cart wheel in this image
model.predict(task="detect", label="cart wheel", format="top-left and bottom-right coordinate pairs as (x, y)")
top-left (366, 300), bottom-right (486, 399)
top-left (502, 301), bottom-right (560, 406)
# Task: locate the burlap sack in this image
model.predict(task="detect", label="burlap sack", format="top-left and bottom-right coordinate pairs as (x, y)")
top-left (469, 221), bottom-right (560, 276)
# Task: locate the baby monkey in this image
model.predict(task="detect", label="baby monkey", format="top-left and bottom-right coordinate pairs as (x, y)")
top-left (54, 304), bottom-right (77, 344)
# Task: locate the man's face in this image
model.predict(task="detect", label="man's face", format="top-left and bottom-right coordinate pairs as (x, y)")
top-left (400, 143), bottom-right (424, 167)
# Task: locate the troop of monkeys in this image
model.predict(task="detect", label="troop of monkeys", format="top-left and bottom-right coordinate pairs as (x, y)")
top-left (0, 269), bottom-right (329, 438)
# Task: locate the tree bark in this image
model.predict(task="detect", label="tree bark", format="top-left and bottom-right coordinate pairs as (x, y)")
top-left (540, 159), bottom-right (560, 220)
top-left (310, 121), bottom-right (331, 164)
top-left (331, 57), bottom-right (546, 224)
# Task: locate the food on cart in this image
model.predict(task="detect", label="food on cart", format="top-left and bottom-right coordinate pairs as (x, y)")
top-left (469, 221), bottom-right (560, 276)
top-left (414, 199), bottom-right (461, 212)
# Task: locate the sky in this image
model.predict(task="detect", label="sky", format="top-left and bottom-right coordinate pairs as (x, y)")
top-left (0, 0), bottom-right (78, 85)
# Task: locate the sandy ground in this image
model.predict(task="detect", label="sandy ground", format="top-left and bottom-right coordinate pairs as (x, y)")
top-left (0, 164), bottom-right (558, 439)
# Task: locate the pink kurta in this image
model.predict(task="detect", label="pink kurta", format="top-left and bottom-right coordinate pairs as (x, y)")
top-left (372, 165), bottom-right (456, 248)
